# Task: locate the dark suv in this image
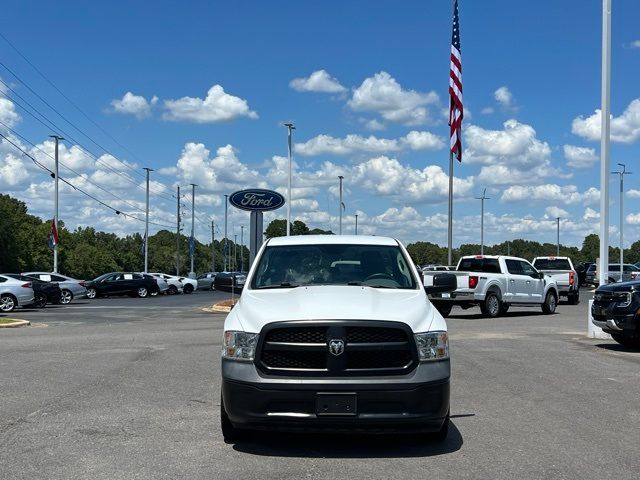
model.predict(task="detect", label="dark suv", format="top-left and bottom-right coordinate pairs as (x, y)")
top-left (591, 281), bottom-right (640, 348)
top-left (85, 272), bottom-right (159, 299)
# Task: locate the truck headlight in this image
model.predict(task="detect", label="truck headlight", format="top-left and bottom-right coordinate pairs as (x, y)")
top-left (414, 331), bottom-right (449, 361)
top-left (222, 331), bottom-right (259, 361)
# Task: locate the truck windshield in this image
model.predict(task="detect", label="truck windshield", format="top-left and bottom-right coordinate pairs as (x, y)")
top-left (251, 244), bottom-right (417, 289)
top-left (533, 259), bottom-right (572, 270)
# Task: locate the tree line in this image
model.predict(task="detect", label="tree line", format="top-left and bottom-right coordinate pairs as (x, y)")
top-left (2, 193), bottom-right (638, 279)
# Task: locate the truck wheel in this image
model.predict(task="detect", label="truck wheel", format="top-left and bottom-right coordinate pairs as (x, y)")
top-left (221, 396), bottom-right (244, 443)
top-left (434, 302), bottom-right (452, 318)
top-left (568, 291), bottom-right (579, 305)
top-left (611, 333), bottom-right (640, 349)
top-left (541, 291), bottom-right (557, 314)
top-left (481, 292), bottom-right (501, 318)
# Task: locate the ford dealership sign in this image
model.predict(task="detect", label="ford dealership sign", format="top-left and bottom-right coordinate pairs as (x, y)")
top-left (229, 189), bottom-right (285, 212)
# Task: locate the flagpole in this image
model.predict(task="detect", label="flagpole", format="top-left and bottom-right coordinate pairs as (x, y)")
top-left (447, 151), bottom-right (453, 265)
top-left (599, 0), bottom-right (611, 287)
top-left (50, 135), bottom-right (63, 273)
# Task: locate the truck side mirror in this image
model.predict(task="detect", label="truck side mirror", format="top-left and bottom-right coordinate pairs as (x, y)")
top-left (425, 273), bottom-right (457, 294)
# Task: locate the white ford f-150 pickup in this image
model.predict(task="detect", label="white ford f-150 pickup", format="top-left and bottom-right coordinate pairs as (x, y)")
top-left (531, 257), bottom-right (579, 305)
top-left (423, 255), bottom-right (559, 318)
top-left (220, 235), bottom-right (456, 442)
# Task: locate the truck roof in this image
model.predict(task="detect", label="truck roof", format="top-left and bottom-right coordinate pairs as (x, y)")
top-left (267, 235), bottom-right (399, 247)
top-left (459, 255), bottom-right (531, 261)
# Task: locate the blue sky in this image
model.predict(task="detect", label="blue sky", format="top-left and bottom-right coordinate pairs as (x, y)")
top-left (1, 0), bottom-right (640, 248)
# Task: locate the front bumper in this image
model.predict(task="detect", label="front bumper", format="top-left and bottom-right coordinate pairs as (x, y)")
top-left (221, 359), bottom-right (450, 433)
top-left (592, 303), bottom-right (640, 332)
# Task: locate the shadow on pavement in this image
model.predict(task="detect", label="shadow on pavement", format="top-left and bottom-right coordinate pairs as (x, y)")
top-left (231, 421), bottom-right (463, 458)
top-left (594, 343), bottom-right (640, 353)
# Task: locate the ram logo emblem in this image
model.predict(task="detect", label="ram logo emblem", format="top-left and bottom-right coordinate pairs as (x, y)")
top-left (328, 339), bottom-right (345, 356)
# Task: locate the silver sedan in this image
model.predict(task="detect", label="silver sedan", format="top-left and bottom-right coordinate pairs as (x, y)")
top-left (23, 272), bottom-right (88, 304)
top-left (0, 274), bottom-right (35, 312)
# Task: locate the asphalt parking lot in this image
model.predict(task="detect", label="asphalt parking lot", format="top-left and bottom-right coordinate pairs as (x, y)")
top-left (1, 287), bottom-right (639, 480)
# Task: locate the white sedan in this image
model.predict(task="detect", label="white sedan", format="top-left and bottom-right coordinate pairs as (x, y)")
top-left (148, 273), bottom-right (196, 294)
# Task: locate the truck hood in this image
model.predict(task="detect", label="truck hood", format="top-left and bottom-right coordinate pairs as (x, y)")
top-left (230, 286), bottom-right (436, 333)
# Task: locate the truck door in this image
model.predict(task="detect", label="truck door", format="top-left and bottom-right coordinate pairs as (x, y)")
top-left (519, 260), bottom-right (544, 302)
top-left (504, 260), bottom-right (529, 303)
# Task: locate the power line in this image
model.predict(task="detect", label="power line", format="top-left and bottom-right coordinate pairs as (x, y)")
top-left (0, 75), bottom-right (175, 203)
top-left (0, 132), bottom-right (174, 229)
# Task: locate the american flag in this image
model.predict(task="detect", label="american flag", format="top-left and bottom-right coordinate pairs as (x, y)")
top-left (48, 218), bottom-right (59, 248)
top-left (449, 0), bottom-right (463, 162)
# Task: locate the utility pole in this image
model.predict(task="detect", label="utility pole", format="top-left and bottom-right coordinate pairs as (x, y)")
top-left (234, 234), bottom-right (238, 271)
top-left (224, 194), bottom-right (229, 271)
top-left (240, 226), bottom-right (244, 272)
top-left (612, 163), bottom-right (631, 277)
top-left (556, 217), bottom-right (561, 256)
top-left (189, 184), bottom-right (197, 277)
top-left (143, 167), bottom-right (153, 273)
top-left (355, 214), bottom-right (358, 235)
top-left (338, 175), bottom-right (344, 235)
top-left (599, 0), bottom-right (611, 287)
top-left (507, 241), bottom-right (510, 256)
top-left (50, 135), bottom-right (63, 273)
top-left (176, 186), bottom-right (181, 275)
top-left (475, 188), bottom-right (490, 255)
top-left (211, 220), bottom-right (215, 273)
top-left (284, 123), bottom-right (295, 236)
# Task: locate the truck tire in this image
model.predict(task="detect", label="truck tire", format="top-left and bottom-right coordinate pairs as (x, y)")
top-left (221, 396), bottom-right (244, 443)
top-left (541, 291), bottom-right (557, 314)
top-left (568, 291), bottom-right (579, 305)
top-left (481, 292), bottom-right (501, 318)
top-left (433, 302), bottom-right (452, 318)
top-left (611, 333), bottom-right (640, 349)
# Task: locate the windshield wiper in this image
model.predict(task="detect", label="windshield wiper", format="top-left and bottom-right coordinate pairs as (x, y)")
top-left (346, 281), bottom-right (398, 289)
top-left (257, 282), bottom-right (299, 289)
top-left (347, 281), bottom-right (363, 286)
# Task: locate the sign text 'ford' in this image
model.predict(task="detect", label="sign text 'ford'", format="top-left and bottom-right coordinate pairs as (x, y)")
top-left (229, 189), bottom-right (285, 212)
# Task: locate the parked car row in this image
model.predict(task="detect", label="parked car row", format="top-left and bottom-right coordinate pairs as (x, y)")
top-left (197, 271), bottom-right (246, 291)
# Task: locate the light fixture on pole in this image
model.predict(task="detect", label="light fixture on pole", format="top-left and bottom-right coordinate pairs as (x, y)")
top-left (355, 214), bottom-right (358, 235)
top-left (475, 188), bottom-right (490, 255)
top-left (338, 175), bottom-right (345, 235)
top-left (189, 183), bottom-right (197, 277)
top-left (284, 123), bottom-right (295, 236)
top-left (556, 217), bottom-right (561, 256)
top-left (612, 163), bottom-right (631, 278)
top-left (49, 135), bottom-right (63, 273)
top-left (143, 167), bottom-right (153, 273)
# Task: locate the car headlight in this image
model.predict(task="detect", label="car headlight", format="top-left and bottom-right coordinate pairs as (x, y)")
top-left (414, 331), bottom-right (449, 361)
top-left (222, 331), bottom-right (259, 361)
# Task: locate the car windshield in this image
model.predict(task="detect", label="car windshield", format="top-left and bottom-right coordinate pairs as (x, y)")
top-left (251, 244), bottom-right (417, 289)
top-left (533, 259), bottom-right (572, 270)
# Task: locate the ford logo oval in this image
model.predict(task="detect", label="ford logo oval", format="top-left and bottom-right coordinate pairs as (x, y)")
top-left (229, 189), bottom-right (285, 212)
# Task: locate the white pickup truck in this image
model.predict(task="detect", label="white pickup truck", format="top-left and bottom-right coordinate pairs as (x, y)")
top-left (423, 255), bottom-right (559, 318)
top-left (531, 257), bottom-right (579, 305)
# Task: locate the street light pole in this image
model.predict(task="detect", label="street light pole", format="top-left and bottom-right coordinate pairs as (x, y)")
top-left (176, 186), bottom-right (181, 275)
top-left (556, 217), bottom-right (561, 256)
top-left (475, 188), bottom-right (490, 255)
top-left (211, 220), bottom-right (215, 273)
top-left (599, 0), bottom-right (612, 287)
top-left (50, 135), bottom-right (63, 273)
top-left (143, 167), bottom-right (153, 273)
top-left (612, 163), bottom-right (632, 277)
top-left (284, 123), bottom-right (295, 236)
top-left (234, 234), bottom-right (238, 271)
top-left (189, 183), bottom-right (197, 277)
top-left (240, 225), bottom-right (244, 272)
top-left (355, 214), bottom-right (358, 235)
top-left (224, 194), bottom-right (229, 271)
top-left (338, 175), bottom-right (344, 235)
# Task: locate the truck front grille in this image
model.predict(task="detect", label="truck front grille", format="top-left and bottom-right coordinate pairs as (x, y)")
top-left (256, 321), bottom-right (417, 376)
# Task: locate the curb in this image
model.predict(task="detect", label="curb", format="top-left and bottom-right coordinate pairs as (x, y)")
top-left (202, 301), bottom-right (237, 314)
top-left (0, 319), bottom-right (31, 328)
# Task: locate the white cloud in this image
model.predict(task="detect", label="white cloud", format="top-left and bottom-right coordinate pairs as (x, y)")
top-left (494, 86), bottom-right (515, 110)
top-left (289, 70), bottom-right (346, 93)
top-left (627, 189), bottom-right (640, 199)
top-left (563, 144), bottom-right (598, 169)
top-left (544, 206), bottom-right (569, 219)
top-left (364, 119), bottom-right (385, 131)
top-left (348, 71), bottom-right (439, 126)
top-left (630, 40), bottom-right (640, 48)
top-left (480, 107), bottom-right (494, 115)
top-left (110, 92), bottom-right (158, 119)
top-left (0, 97), bottom-right (20, 128)
top-left (501, 184), bottom-right (600, 205)
top-left (627, 213), bottom-right (640, 225)
top-left (571, 98), bottom-right (640, 143)
top-left (295, 131), bottom-right (444, 156)
top-left (464, 119), bottom-right (561, 185)
top-left (584, 208), bottom-right (599, 221)
top-left (163, 85), bottom-right (258, 123)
